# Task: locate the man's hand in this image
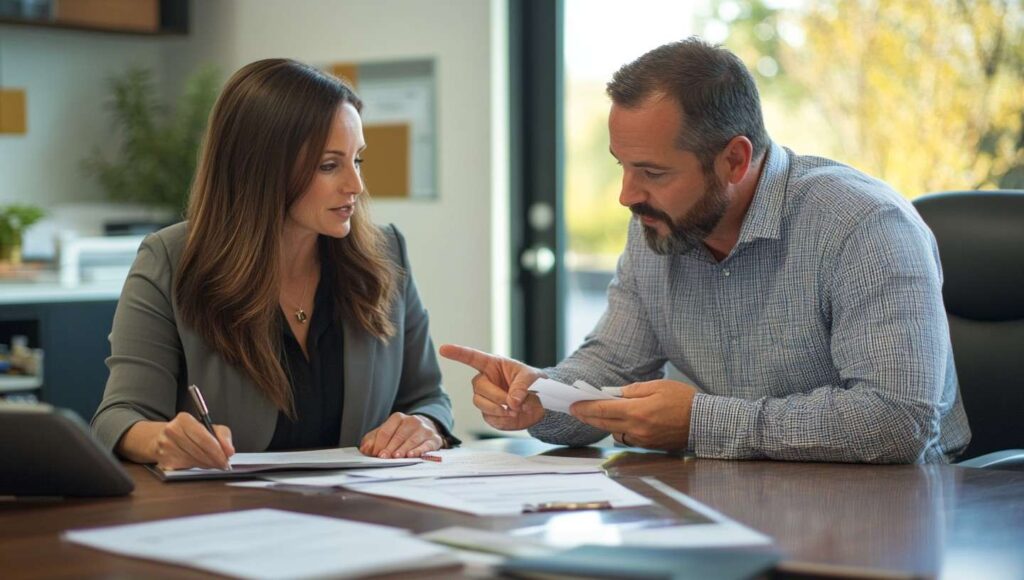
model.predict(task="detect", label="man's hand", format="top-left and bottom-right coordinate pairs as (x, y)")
top-left (569, 380), bottom-right (697, 451)
top-left (439, 344), bottom-right (546, 431)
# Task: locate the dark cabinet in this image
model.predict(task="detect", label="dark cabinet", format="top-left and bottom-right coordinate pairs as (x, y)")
top-left (0, 300), bottom-right (117, 421)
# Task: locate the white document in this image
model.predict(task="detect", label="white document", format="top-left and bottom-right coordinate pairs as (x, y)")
top-left (528, 378), bottom-right (621, 413)
top-left (343, 473), bottom-right (652, 516)
top-left (265, 448), bottom-right (605, 486)
top-left (62, 508), bottom-right (456, 579)
top-left (228, 447), bottom-right (413, 467)
top-left (158, 447), bottom-right (418, 481)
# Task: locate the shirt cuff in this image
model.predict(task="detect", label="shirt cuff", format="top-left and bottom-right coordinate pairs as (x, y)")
top-left (689, 393), bottom-right (760, 459)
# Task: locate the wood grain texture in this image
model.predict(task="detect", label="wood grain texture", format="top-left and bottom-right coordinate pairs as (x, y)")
top-left (2, 438), bottom-right (1023, 578)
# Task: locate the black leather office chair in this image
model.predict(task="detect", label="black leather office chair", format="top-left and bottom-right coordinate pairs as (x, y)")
top-left (913, 190), bottom-right (1024, 469)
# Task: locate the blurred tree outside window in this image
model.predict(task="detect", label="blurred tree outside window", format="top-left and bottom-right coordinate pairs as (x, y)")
top-left (563, 0), bottom-right (1024, 354)
top-left (710, 0), bottom-right (1024, 197)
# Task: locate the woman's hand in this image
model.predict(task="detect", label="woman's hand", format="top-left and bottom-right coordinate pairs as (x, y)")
top-left (359, 413), bottom-right (444, 459)
top-left (119, 413), bottom-right (235, 470)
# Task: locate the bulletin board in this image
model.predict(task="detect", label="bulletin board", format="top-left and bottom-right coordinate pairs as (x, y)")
top-left (328, 59), bottom-right (437, 199)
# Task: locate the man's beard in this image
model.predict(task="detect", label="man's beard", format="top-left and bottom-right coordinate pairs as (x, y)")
top-left (631, 172), bottom-right (729, 255)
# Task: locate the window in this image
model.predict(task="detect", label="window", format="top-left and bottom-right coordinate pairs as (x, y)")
top-left (559, 0), bottom-right (1024, 355)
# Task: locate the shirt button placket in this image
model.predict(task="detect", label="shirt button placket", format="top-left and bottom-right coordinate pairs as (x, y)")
top-left (720, 265), bottom-right (738, 389)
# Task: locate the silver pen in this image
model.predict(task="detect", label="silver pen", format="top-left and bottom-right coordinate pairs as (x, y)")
top-left (188, 384), bottom-right (231, 470)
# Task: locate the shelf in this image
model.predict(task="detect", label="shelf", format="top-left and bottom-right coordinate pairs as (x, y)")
top-left (0, 0), bottom-right (188, 36)
top-left (0, 16), bottom-right (183, 35)
top-left (0, 374), bottom-right (42, 393)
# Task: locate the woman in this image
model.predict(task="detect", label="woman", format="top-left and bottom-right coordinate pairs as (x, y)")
top-left (91, 59), bottom-right (456, 471)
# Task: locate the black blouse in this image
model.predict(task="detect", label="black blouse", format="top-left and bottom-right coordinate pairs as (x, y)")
top-left (267, 263), bottom-right (344, 451)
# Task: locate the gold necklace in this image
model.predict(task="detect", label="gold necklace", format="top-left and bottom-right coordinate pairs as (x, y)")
top-left (286, 273), bottom-right (312, 324)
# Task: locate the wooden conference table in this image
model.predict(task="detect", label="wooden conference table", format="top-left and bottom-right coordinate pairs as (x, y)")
top-left (2, 438), bottom-right (1024, 579)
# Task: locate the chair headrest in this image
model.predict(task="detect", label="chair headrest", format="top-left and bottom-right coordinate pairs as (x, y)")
top-left (914, 190), bottom-right (1024, 321)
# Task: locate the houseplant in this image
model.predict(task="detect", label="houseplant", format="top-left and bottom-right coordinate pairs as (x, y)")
top-left (82, 65), bottom-right (220, 217)
top-left (0, 204), bottom-right (45, 266)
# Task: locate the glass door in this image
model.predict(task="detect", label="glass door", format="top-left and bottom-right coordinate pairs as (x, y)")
top-left (562, 0), bottom-right (702, 355)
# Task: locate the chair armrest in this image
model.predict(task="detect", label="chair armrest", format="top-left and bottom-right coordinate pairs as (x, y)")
top-left (958, 450), bottom-right (1024, 469)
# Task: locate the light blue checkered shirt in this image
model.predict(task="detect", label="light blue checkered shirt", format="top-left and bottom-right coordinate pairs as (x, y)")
top-left (532, 142), bottom-right (971, 463)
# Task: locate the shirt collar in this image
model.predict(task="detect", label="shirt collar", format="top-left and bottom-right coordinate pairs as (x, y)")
top-left (735, 141), bottom-right (789, 245)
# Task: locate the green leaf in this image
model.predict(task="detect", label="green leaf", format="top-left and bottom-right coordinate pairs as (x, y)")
top-left (81, 65), bottom-right (222, 212)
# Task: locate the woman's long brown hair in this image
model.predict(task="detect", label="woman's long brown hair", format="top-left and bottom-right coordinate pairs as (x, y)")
top-left (176, 59), bottom-right (397, 417)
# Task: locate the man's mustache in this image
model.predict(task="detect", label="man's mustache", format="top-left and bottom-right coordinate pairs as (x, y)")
top-left (630, 203), bottom-right (671, 225)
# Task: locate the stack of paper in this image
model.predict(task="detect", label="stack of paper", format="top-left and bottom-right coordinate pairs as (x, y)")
top-left (263, 448), bottom-right (605, 486)
top-left (231, 449), bottom-right (643, 517)
top-left (63, 508), bottom-right (456, 579)
top-left (155, 446), bottom-right (419, 481)
top-left (342, 473), bottom-right (653, 516)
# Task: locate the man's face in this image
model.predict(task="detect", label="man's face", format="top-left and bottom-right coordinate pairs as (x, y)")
top-left (609, 95), bottom-right (729, 255)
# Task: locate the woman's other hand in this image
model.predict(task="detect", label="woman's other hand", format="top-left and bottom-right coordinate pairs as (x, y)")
top-left (359, 413), bottom-right (443, 459)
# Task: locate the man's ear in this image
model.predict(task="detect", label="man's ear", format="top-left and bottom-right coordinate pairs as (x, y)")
top-left (718, 136), bottom-right (754, 185)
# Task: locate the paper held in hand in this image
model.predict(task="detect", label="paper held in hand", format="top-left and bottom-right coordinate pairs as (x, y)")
top-left (527, 378), bottom-right (623, 413)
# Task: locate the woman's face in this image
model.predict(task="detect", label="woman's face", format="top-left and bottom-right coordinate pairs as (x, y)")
top-left (286, 102), bottom-right (365, 240)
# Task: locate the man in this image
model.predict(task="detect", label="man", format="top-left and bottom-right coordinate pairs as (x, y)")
top-left (442, 38), bottom-right (970, 463)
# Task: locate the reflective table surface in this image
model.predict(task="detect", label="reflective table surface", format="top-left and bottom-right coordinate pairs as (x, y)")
top-left (2, 438), bottom-right (1023, 578)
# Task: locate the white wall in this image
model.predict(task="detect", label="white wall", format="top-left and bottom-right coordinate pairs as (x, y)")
top-left (164, 0), bottom-right (503, 440)
top-left (0, 26), bottom-right (170, 255)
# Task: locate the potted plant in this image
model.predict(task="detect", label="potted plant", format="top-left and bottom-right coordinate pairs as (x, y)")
top-left (0, 204), bottom-right (45, 266)
top-left (82, 65), bottom-right (220, 226)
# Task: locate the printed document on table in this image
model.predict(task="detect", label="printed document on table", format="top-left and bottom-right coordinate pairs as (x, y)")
top-left (229, 447), bottom-right (415, 467)
top-left (62, 508), bottom-right (455, 579)
top-left (155, 447), bottom-right (418, 481)
top-left (342, 473), bottom-right (652, 516)
top-left (430, 478), bottom-right (772, 553)
top-left (264, 448), bottom-right (606, 486)
top-left (528, 378), bottom-right (620, 413)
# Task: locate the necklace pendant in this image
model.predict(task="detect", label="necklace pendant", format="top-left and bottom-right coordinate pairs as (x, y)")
top-left (295, 308), bottom-right (308, 324)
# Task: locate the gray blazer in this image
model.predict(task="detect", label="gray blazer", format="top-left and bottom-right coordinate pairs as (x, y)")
top-left (91, 222), bottom-right (455, 453)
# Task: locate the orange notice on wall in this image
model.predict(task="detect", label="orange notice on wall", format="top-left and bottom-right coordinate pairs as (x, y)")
top-left (0, 89), bottom-right (27, 135)
top-left (362, 123), bottom-right (411, 198)
top-left (330, 63), bottom-right (360, 88)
